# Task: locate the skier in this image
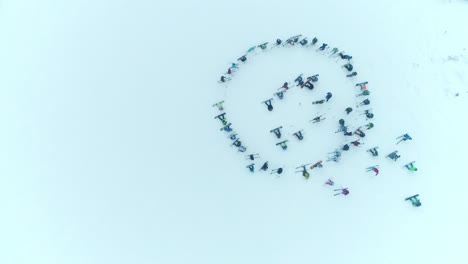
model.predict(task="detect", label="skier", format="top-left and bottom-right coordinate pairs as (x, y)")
top-left (367, 147), bottom-right (379, 157)
top-left (227, 68), bottom-right (232, 75)
top-left (366, 166), bottom-right (379, 176)
top-left (396, 133), bottom-right (412, 144)
top-left (356, 82), bottom-right (368, 90)
top-left (214, 113), bottom-right (228, 125)
top-left (405, 162), bottom-right (418, 172)
top-left (342, 144), bottom-right (350, 151)
top-left (362, 109), bottom-right (374, 119)
top-left (343, 63), bottom-right (353, 72)
top-left (299, 38), bottom-right (308, 45)
top-left (334, 188), bottom-right (350, 196)
top-left (311, 37), bottom-right (318, 45)
top-left (325, 179), bottom-right (335, 186)
top-left (221, 123), bottom-right (232, 132)
top-left (327, 150), bottom-right (341, 162)
top-left (345, 107), bottom-right (353, 114)
top-left (338, 53), bottom-right (353, 61)
top-left (386, 151), bottom-right (400, 161)
top-left (238, 145), bottom-right (247, 152)
top-left (405, 194), bottom-right (422, 207)
top-left (260, 161), bottom-right (268, 171)
top-left (238, 55), bottom-right (247, 62)
top-left (258, 42), bottom-right (268, 50)
top-left (359, 99), bottom-right (370, 106)
top-left (354, 128), bottom-right (366, 138)
top-left (246, 154), bottom-right (259, 161)
top-left (325, 92), bottom-right (333, 102)
top-left (281, 82), bottom-right (289, 90)
top-left (307, 74), bottom-right (319, 82)
top-left (271, 168), bottom-right (283, 175)
top-left (275, 90), bottom-right (285, 99)
top-left (366, 123), bottom-right (374, 130)
top-left (351, 140), bottom-right (361, 147)
top-left (230, 63), bottom-right (239, 70)
top-left (310, 115), bottom-right (325, 123)
top-left (346, 72), bottom-right (358, 78)
top-left (318, 43), bottom-right (328, 51)
top-left (312, 99), bottom-right (325, 104)
top-left (263, 99), bottom-right (274, 111)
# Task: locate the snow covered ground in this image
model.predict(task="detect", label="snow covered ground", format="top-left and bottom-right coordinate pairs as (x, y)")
top-left (1, 0), bottom-right (468, 263)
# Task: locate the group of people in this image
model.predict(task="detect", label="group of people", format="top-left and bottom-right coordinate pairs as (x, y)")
top-left (213, 34), bottom-right (419, 204)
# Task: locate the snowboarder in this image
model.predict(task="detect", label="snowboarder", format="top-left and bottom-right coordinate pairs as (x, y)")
top-left (295, 75), bottom-right (304, 86)
top-left (356, 82), bottom-right (368, 90)
top-left (343, 63), bottom-right (353, 72)
top-left (312, 99), bottom-right (325, 104)
top-left (270, 126), bottom-right (283, 139)
top-left (296, 165), bottom-right (311, 179)
top-left (356, 90), bottom-right (370, 97)
top-left (405, 161), bottom-right (418, 172)
top-left (275, 90), bottom-right (285, 99)
top-left (238, 55), bottom-right (247, 62)
top-left (293, 130), bottom-right (304, 140)
top-left (318, 43), bottom-right (328, 51)
top-left (354, 128), bottom-right (366, 138)
top-left (359, 99), bottom-right (370, 106)
top-left (311, 37), bottom-right (318, 45)
top-left (329, 47), bottom-right (339, 56)
top-left (303, 81), bottom-right (314, 90)
top-left (367, 147), bottom-right (379, 157)
top-left (325, 92), bottom-right (333, 102)
top-left (307, 74), bottom-right (319, 82)
top-left (271, 167), bottom-right (284, 175)
top-left (405, 194), bottom-right (421, 207)
top-left (213, 101), bottom-right (224, 111)
top-left (220, 76), bottom-right (231, 83)
top-left (338, 53), bottom-right (353, 61)
top-left (345, 107), bottom-right (353, 115)
top-left (260, 162), bottom-right (269, 171)
top-left (396, 133), bottom-right (412, 144)
top-left (325, 179), bottom-right (335, 186)
top-left (366, 165), bottom-right (379, 176)
top-left (246, 163), bottom-right (255, 173)
top-left (214, 113), bottom-right (228, 125)
top-left (386, 151), bottom-right (401, 161)
top-left (346, 72), bottom-right (358, 78)
top-left (262, 98), bottom-right (274, 111)
top-left (342, 144), bottom-right (350, 151)
top-left (365, 123), bottom-right (374, 130)
top-left (276, 140), bottom-right (288, 150)
top-left (310, 160), bottom-right (323, 169)
top-left (334, 188), bottom-right (350, 196)
top-left (258, 42), bottom-right (268, 50)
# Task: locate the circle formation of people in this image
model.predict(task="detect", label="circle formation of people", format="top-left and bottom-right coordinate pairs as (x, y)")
top-left (213, 34), bottom-right (421, 206)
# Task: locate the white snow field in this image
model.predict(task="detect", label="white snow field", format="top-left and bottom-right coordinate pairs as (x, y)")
top-left (1, 0), bottom-right (468, 263)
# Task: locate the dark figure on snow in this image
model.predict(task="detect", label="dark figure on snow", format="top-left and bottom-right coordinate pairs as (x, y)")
top-left (342, 144), bottom-right (350, 151)
top-left (334, 188), bottom-right (349, 196)
top-left (313, 99), bottom-right (325, 104)
top-left (276, 39), bottom-right (282, 45)
top-left (318, 43), bottom-right (328, 50)
top-left (359, 99), bottom-right (370, 106)
top-left (271, 168), bottom-right (283, 175)
top-left (345, 107), bottom-right (353, 114)
top-left (260, 162), bottom-right (269, 171)
top-left (346, 72), bottom-right (358, 78)
top-left (368, 147), bottom-right (379, 157)
top-left (300, 38), bottom-right (308, 45)
top-left (344, 63), bottom-right (353, 72)
top-left (397, 133), bottom-right (412, 144)
top-left (326, 92), bottom-right (332, 102)
top-left (338, 53), bottom-right (353, 61)
top-left (312, 37), bottom-right (318, 45)
top-left (238, 55), bottom-right (247, 62)
top-left (282, 82), bottom-right (289, 90)
top-left (387, 151), bottom-right (400, 161)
